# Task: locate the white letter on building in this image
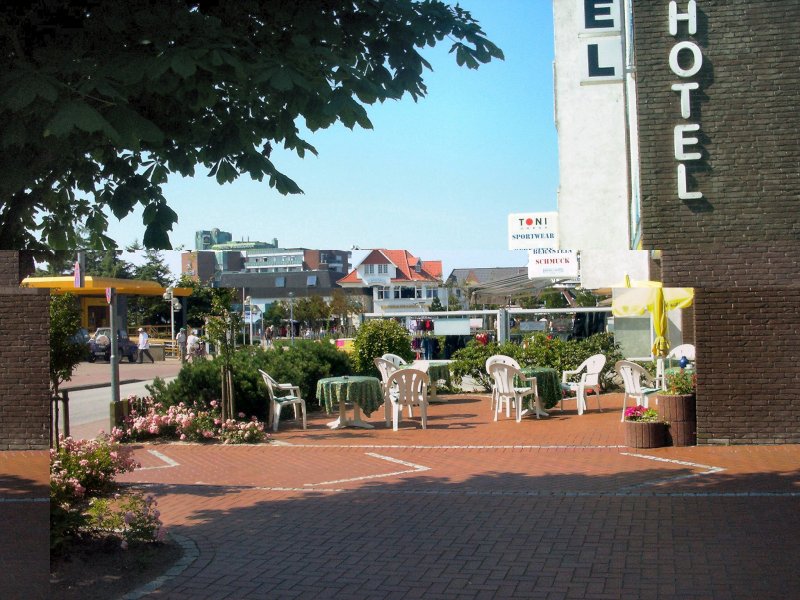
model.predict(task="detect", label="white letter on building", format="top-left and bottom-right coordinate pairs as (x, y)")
top-left (669, 0), bottom-right (697, 36)
top-left (677, 164), bottom-right (703, 200)
top-left (669, 41), bottom-right (703, 78)
top-left (671, 82), bottom-right (700, 118)
top-left (674, 124), bottom-right (702, 160)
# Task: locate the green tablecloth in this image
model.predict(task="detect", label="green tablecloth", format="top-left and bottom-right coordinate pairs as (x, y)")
top-left (426, 361), bottom-right (452, 387)
top-left (316, 376), bottom-right (383, 417)
top-left (519, 367), bottom-right (561, 410)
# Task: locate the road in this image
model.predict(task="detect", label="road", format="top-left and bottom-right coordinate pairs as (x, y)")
top-left (62, 378), bottom-right (176, 430)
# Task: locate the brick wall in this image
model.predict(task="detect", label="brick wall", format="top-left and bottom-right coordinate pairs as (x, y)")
top-left (0, 251), bottom-right (50, 450)
top-left (633, 1), bottom-right (800, 443)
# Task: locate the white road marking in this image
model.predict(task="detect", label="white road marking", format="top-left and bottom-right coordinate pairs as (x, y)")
top-left (304, 452), bottom-right (430, 487)
top-left (136, 449), bottom-right (180, 470)
top-left (619, 451), bottom-right (725, 490)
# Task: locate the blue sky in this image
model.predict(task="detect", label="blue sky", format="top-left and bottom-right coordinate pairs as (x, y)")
top-left (108, 1), bottom-right (558, 278)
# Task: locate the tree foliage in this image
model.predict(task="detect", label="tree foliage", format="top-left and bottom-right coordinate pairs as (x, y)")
top-left (0, 1), bottom-right (502, 257)
top-left (49, 293), bottom-right (85, 396)
top-left (352, 319), bottom-right (414, 376)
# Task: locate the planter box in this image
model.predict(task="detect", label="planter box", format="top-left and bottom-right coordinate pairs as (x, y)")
top-left (667, 420), bottom-right (697, 447)
top-left (657, 393), bottom-right (696, 422)
top-left (624, 421), bottom-right (667, 449)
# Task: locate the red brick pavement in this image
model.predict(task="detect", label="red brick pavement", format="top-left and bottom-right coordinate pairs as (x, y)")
top-left (109, 393), bottom-right (800, 599)
top-left (5, 393), bottom-right (799, 598)
top-left (0, 451), bottom-right (49, 599)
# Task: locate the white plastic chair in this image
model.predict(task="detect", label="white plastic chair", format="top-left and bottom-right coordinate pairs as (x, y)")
top-left (615, 360), bottom-right (660, 422)
top-left (485, 355), bottom-right (522, 414)
top-left (487, 362), bottom-right (543, 422)
top-left (374, 357), bottom-right (412, 424)
top-left (381, 353), bottom-right (408, 367)
top-left (258, 369), bottom-right (307, 432)
top-left (560, 354), bottom-right (606, 415)
top-left (385, 368), bottom-right (430, 431)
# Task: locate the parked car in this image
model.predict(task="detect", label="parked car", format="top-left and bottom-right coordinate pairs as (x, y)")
top-left (70, 327), bottom-right (92, 361)
top-left (88, 328), bottom-right (138, 363)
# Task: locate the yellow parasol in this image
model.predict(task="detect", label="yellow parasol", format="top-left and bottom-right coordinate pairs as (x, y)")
top-left (611, 279), bottom-right (694, 357)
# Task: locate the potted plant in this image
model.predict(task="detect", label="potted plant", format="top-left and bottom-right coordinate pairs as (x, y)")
top-left (623, 405), bottom-right (667, 448)
top-left (657, 370), bottom-right (696, 421)
top-left (657, 369), bottom-right (697, 446)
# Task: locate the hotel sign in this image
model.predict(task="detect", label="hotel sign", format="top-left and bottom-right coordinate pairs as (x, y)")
top-left (579, 0), bottom-right (623, 84)
top-left (669, 0), bottom-right (704, 200)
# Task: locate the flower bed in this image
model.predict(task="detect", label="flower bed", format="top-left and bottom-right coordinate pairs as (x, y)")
top-left (113, 396), bottom-right (269, 445)
top-left (50, 435), bottom-right (164, 553)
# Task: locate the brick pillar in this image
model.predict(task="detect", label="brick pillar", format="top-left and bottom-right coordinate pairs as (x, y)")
top-left (0, 251), bottom-right (50, 450)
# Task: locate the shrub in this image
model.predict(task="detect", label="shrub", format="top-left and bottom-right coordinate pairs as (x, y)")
top-left (85, 492), bottom-right (166, 546)
top-left (148, 341), bottom-right (353, 415)
top-left (666, 369), bottom-right (696, 395)
top-left (50, 436), bottom-right (162, 553)
top-left (522, 332), bottom-right (624, 391)
top-left (352, 319), bottom-right (414, 376)
top-left (450, 333), bottom-right (625, 392)
top-left (449, 340), bottom-right (524, 391)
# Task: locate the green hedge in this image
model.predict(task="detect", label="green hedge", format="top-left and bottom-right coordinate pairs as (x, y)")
top-left (147, 341), bottom-right (353, 419)
top-left (449, 333), bottom-right (624, 392)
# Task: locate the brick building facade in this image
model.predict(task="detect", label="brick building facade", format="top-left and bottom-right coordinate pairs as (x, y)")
top-left (633, 1), bottom-right (800, 443)
top-left (0, 251), bottom-right (50, 449)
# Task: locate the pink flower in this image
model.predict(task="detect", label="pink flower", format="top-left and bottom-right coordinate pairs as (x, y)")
top-left (238, 412), bottom-right (246, 418)
top-left (180, 434), bottom-right (187, 440)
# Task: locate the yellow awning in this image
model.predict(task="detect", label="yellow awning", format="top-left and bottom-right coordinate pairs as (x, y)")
top-left (20, 276), bottom-right (192, 297)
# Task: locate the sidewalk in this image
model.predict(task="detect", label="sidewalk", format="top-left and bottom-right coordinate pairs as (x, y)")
top-left (63, 358), bottom-right (185, 392)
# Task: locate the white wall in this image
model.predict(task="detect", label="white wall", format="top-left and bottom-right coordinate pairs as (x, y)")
top-left (553, 0), bottom-right (630, 253)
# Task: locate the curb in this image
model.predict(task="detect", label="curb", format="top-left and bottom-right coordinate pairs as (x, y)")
top-left (63, 379), bottom-right (141, 393)
top-left (117, 533), bottom-right (199, 600)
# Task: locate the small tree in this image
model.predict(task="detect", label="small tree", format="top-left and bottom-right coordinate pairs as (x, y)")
top-left (50, 293), bottom-right (85, 397)
top-left (204, 289), bottom-right (242, 422)
top-left (352, 320), bottom-right (414, 376)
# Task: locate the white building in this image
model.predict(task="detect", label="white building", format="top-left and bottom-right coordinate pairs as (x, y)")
top-left (337, 249), bottom-right (445, 314)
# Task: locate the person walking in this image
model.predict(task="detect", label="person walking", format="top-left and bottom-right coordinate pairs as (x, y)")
top-left (136, 327), bottom-right (155, 363)
top-left (176, 327), bottom-right (188, 363)
top-left (187, 329), bottom-right (202, 361)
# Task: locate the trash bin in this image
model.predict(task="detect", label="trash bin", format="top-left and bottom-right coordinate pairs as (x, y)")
top-left (149, 344), bottom-right (166, 361)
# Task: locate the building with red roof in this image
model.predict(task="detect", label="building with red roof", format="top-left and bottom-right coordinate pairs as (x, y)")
top-left (338, 249), bottom-right (445, 313)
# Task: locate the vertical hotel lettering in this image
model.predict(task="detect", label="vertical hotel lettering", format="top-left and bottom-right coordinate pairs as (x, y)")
top-left (669, 1), bottom-right (704, 200)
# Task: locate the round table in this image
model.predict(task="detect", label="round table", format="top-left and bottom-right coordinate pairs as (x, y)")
top-left (520, 366), bottom-right (561, 410)
top-left (316, 376), bottom-right (383, 429)
top-left (410, 360), bottom-right (452, 403)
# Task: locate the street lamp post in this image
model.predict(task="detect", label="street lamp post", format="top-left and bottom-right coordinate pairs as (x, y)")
top-left (163, 286), bottom-right (176, 355)
top-left (288, 292), bottom-right (295, 346)
top-left (245, 296), bottom-right (253, 345)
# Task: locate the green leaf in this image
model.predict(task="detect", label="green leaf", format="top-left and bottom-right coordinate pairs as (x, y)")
top-left (270, 69), bottom-right (294, 92)
top-left (171, 52), bottom-right (197, 78)
top-left (44, 101), bottom-right (117, 138)
top-left (106, 106), bottom-right (165, 146)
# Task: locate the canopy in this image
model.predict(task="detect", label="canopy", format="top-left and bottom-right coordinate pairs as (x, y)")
top-left (611, 279), bottom-right (694, 357)
top-left (21, 276), bottom-right (192, 297)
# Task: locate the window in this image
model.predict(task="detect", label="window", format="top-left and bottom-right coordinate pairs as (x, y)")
top-left (306, 275), bottom-right (317, 287)
top-left (377, 286), bottom-right (388, 300)
top-left (416, 288), bottom-right (423, 299)
top-left (275, 276), bottom-right (286, 287)
top-left (426, 288), bottom-right (439, 299)
top-left (364, 264), bottom-right (374, 274)
top-left (400, 287), bottom-right (416, 299)
top-left (378, 264), bottom-right (388, 274)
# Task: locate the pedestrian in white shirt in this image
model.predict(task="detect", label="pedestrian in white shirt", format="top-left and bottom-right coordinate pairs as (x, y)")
top-left (137, 327), bottom-right (155, 363)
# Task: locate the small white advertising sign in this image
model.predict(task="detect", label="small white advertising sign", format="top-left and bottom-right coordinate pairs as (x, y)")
top-left (508, 212), bottom-right (559, 250)
top-left (527, 249), bottom-right (579, 279)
